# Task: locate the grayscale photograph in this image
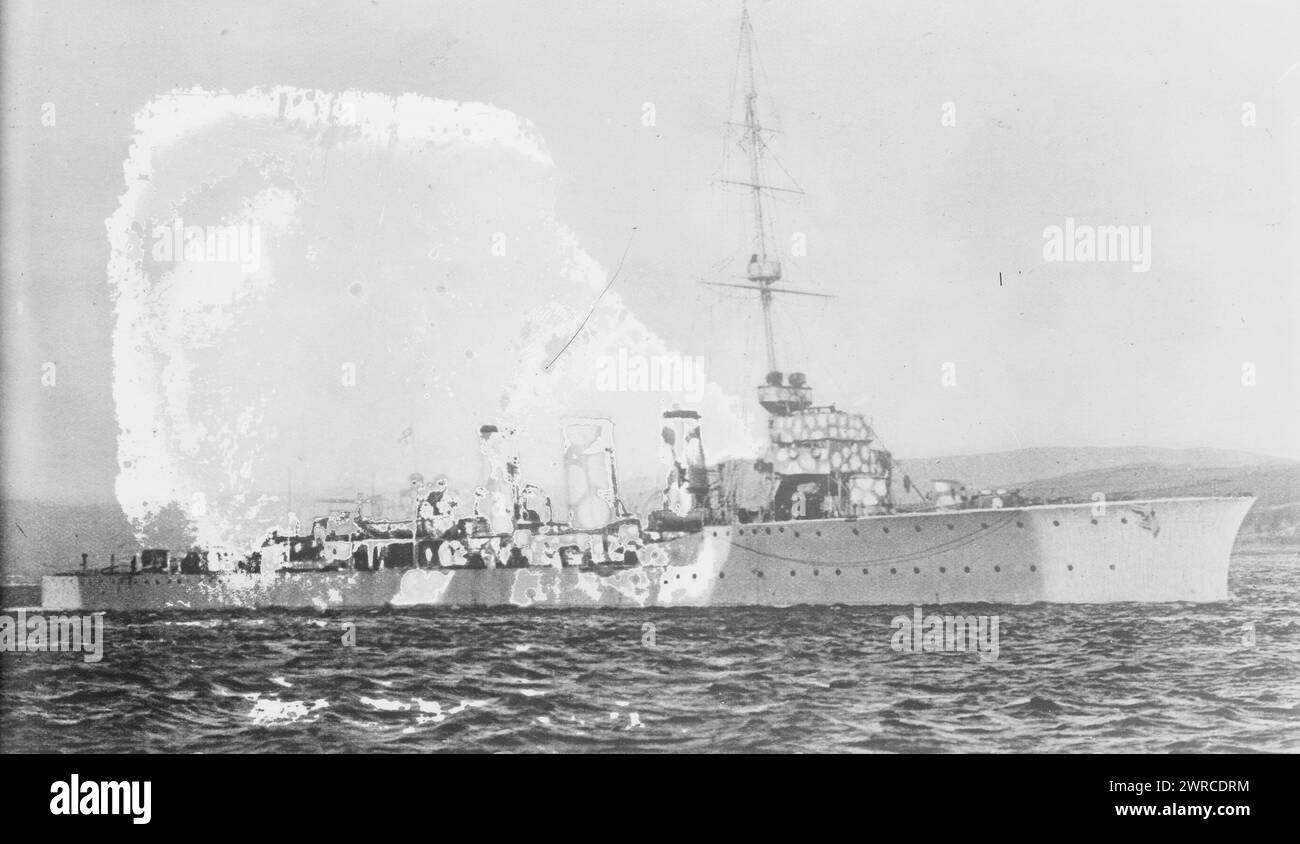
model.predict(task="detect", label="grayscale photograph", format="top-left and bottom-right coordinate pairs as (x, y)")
top-left (1, 0), bottom-right (1297, 768)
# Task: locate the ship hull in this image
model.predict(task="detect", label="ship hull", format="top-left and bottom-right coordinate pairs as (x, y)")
top-left (39, 497), bottom-right (1253, 611)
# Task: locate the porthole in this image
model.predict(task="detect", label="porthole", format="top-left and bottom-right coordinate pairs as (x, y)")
top-left (766, 528), bottom-right (772, 535)
top-left (981, 523), bottom-right (989, 529)
top-left (862, 568), bottom-right (869, 575)
top-left (994, 565), bottom-right (1001, 572)
top-left (1016, 522), bottom-right (1024, 528)
top-left (912, 566), bottom-right (920, 574)
top-left (963, 566), bottom-right (971, 573)
top-left (1052, 520), bottom-right (1060, 527)
top-left (1067, 565), bottom-right (1074, 571)
top-left (883, 527), bottom-right (890, 534)
top-left (756, 571), bottom-right (764, 578)
top-left (835, 569), bottom-right (842, 575)
top-left (939, 567), bottom-right (946, 573)
top-left (691, 573), bottom-right (697, 579)
top-left (815, 530), bottom-right (822, 537)
top-left (1090, 519), bottom-right (1098, 525)
top-left (1121, 518), bottom-right (1128, 524)
top-left (813, 569), bottom-right (819, 576)
top-left (778, 527), bottom-right (784, 533)
top-left (719, 572), bottom-right (725, 579)
top-left (947, 524), bottom-right (954, 531)
top-left (1030, 565), bottom-right (1037, 572)
top-left (914, 525), bottom-right (922, 532)
top-left (890, 567), bottom-right (897, 575)
top-left (789, 570), bottom-right (796, 577)
top-left (794, 531), bottom-right (801, 538)
top-left (1109, 564), bottom-right (1115, 571)
top-left (852, 528), bottom-right (859, 536)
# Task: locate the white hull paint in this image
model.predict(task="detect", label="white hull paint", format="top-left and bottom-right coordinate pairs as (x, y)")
top-left (41, 497), bottom-right (1253, 611)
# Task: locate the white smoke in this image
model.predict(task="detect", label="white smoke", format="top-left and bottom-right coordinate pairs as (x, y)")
top-left (106, 87), bottom-right (760, 548)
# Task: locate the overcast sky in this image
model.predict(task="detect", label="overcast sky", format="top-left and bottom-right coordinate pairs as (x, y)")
top-left (2, 0), bottom-right (1297, 527)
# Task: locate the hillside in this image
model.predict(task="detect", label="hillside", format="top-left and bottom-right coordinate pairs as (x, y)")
top-left (1004, 462), bottom-right (1300, 544)
top-left (892, 446), bottom-right (1292, 492)
top-left (2, 499), bottom-right (141, 584)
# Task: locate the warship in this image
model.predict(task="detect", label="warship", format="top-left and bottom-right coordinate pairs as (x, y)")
top-left (42, 8), bottom-right (1253, 612)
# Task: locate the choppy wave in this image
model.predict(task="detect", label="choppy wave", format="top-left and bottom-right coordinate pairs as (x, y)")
top-left (2, 551), bottom-right (1297, 752)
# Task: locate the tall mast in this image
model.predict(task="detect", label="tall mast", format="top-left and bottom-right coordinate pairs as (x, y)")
top-left (741, 6), bottom-right (767, 265)
top-left (707, 3), bottom-right (829, 407)
top-left (739, 4), bottom-right (781, 373)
